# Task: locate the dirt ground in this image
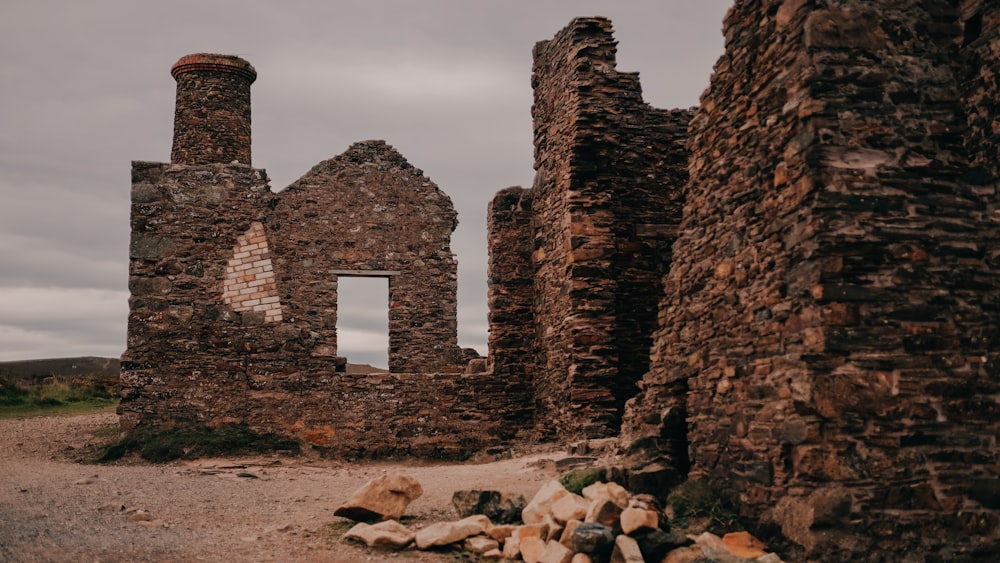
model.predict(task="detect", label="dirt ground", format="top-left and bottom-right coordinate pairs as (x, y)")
top-left (0, 412), bottom-right (575, 562)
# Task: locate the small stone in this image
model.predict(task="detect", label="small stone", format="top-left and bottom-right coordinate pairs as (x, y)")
top-left (722, 531), bottom-right (768, 558)
top-left (610, 534), bottom-right (644, 563)
top-left (581, 481), bottom-right (629, 509)
top-left (334, 473), bottom-right (423, 522)
top-left (692, 532), bottom-right (731, 559)
top-left (485, 523), bottom-right (517, 543)
top-left (524, 480), bottom-right (570, 524)
top-left (414, 514), bottom-right (489, 549)
top-left (482, 548), bottom-right (504, 559)
top-left (502, 528), bottom-right (522, 559)
top-left (585, 500), bottom-right (623, 531)
top-left (558, 519), bottom-right (582, 548)
top-left (520, 535), bottom-right (547, 563)
top-left (619, 507), bottom-right (658, 534)
top-left (627, 493), bottom-right (662, 511)
top-left (626, 462), bottom-right (683, 495)
top-left (466, 535), bottom-right (500, 554)
top-left (551, 493), bottom-right (589, 524)
top-left (344, 520), bottom-right (414, 550)
top-left (538, 539), bottom-right (574, 563)
top-left (570, 553), bottom-right (593, 563)
top-left (570, 522), bottom-right (615, 555)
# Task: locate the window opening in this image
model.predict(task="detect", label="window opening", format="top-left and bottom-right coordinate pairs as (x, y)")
top-left (336, 276), bottom-right (389, 371)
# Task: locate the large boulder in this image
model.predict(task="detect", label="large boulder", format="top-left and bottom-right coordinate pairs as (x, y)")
top-left (334, 473), bottom-right (423, 522)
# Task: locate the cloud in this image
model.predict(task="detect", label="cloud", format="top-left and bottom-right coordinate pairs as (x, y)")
top-left (0, 0), bottom-right (731, 363)
top-left (0, 287), bottom-right (127, 361)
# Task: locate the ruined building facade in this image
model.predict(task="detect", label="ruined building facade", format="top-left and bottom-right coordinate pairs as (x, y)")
top-left (123, 1), bottom-right (999, 558)
top-left (486, 3), bottom-right (998, 560)
top-left (120, 53), bottom-right (530, 457)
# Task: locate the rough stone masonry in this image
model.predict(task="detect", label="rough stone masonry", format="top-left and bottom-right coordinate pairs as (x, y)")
top-left (488, 3), bottom-right (998, 561)
top-left (121, 2), bottom-right (1000, 560)
top-left (120, 53), bottom-right (530, 457)
top-left (616, 1), bottom-right (999, 560)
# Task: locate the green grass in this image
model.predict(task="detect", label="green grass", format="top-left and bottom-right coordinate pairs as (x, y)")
top-left (0, 375), bottom-right (119, 418)
top-left (559, 466), bottom-right (607, 494)
top-left (667, 479), bottom-right (742, 533)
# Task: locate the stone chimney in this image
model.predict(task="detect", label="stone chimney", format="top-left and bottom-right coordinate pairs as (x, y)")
top-left (170, 53), bottom-right (256, 166)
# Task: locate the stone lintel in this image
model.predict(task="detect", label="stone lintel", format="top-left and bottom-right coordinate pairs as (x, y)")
top-left (329, 269), bottom-right (401, 277)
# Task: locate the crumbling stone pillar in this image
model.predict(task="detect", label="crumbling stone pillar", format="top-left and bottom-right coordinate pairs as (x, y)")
top-left (487, 187), bottom-right (535, 394)
top-left (487, 18), bottom-right (688, 441)
top-left (170, 53), bottom-right (256, 166)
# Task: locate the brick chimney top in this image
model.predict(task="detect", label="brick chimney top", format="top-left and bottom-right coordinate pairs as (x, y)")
top-left (170, 53), bottom-right (257, 83)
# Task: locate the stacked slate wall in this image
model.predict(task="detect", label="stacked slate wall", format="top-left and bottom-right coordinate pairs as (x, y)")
top-left (624, 1), bottom-right (1000, 559)
top-left (487, 186), bottom-right (536, 411)
top-left (487, 18), bottom-right (688, 440)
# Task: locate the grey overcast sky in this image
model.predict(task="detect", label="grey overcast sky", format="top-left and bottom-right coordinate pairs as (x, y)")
top-left (0, 1), bottom-right (731, 368)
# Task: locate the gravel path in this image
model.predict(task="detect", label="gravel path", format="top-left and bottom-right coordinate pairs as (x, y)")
top-left (0, 412), bottom-right (565, 562)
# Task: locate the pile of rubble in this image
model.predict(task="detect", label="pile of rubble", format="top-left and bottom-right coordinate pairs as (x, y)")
top-left (333, 473), bottom-right (783, 562)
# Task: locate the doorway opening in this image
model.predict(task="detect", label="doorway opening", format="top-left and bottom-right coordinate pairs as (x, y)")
top-left (336, 275), bottom-right (389, 371)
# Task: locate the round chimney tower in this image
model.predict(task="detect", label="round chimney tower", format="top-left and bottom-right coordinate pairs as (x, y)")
top-left (170, 53), bottom-right (256, 166)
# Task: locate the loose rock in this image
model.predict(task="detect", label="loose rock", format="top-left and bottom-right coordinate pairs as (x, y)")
top-left (344, 520), bottom-right (414, 550)
top-left (334, 473), bottom-right (423, 522)
top-left (414, 514), bottom-right (489, 549)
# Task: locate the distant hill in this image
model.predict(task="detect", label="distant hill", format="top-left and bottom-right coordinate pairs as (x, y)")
top-left (0, 357), bottom-right (119, 380)
top-left (0, 357), bottom-right (387, 379)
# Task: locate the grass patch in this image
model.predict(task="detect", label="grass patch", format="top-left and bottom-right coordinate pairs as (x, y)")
top-left (97, 423), bottom-right (300, 463)
top-left (0, 375), bottom-right (119, 418)
top-left (667, 479), bottom-right (742, 533)
top-left (560, 466), bottom-right (607, 494)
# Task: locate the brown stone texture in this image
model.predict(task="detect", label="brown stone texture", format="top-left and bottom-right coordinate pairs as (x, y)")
top-left (170, 53), bottom-right (255, 166)
top-left (487, 187), bottom-right (535, 406)
top-left (487, 17), bottom-right (689, 441)
top-left (269, 140), bottom-right (462, 373)
top-left (623, 0), bottom-right (1000, 559)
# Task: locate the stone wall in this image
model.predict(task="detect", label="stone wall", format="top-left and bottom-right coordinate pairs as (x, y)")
top-left (962, 0), bottom-right (1000, 176)
top-left (486, 187), bottom-right (535, 404)
top-left (121, 54), bottom-right (500, 454)
top-left (269, 140), bottom-right (463, 373)
top-left (486, 18), bottom-right (689, 440)
top-left (623, 1), bottom-right (1000, 559)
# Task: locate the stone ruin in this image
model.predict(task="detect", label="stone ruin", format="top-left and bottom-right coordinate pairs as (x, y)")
top-left (121, 1), bottom-right (999, 559)
top-left (121, 54), bottom-right (530, 457)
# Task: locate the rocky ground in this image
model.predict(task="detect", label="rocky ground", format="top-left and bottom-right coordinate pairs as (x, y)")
top-left (0, 412), bottom-right (565, 562)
